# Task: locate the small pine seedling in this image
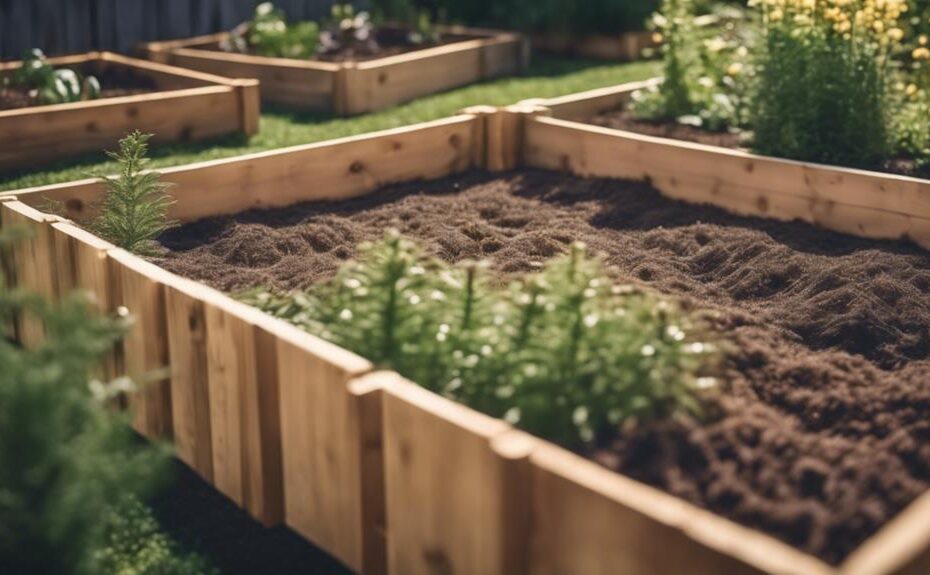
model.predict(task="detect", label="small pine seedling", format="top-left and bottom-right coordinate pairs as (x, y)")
top-left (92, 131), bottom-right (175, 255)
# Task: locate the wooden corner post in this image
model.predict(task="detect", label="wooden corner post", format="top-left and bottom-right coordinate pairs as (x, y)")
top-left (460, 104), bottom-right (551, 171)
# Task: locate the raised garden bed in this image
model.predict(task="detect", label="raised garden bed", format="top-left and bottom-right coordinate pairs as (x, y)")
top-left (3, 109), bottom-right (930, 575)
top-left (533, 31), bottom-right (656, 61)
top-left (140, 25), bottom-right (527, 116)
top-left (0, 52), bottom-right (259, 172)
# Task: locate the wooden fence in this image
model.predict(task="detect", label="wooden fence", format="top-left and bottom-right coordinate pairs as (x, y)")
top-left (0, 0), bottom-right (338, 59)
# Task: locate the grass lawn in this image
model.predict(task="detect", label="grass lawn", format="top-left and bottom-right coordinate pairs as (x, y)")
top-left (0, 57), bottom-right (658, 192)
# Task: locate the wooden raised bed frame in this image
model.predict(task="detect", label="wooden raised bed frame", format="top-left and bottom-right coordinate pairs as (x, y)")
top-left (3, 106), bottom-right (930, 575)
top-left (0, 52), bottom-right (259, 172)
top-left (140, 26), bottom-right (528, 116)
top-left (533, 30), bottom-right (657, 61)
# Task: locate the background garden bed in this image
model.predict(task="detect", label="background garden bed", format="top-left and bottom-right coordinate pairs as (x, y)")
top-left (141, 26), bottom-right (527, 116)
top-left (0, 51), bottom-right (259, 172)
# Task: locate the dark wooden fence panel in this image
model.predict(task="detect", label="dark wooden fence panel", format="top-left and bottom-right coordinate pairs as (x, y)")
top-left (0, 0), bottom-right (339, 59)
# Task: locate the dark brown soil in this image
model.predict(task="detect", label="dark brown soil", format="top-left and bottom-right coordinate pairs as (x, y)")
top-left (155, 170), bottom-right (930, 565)
top-left (589, 107), bottom-right (929, 178)
top-left (0, 66), bottom-right (155, 111)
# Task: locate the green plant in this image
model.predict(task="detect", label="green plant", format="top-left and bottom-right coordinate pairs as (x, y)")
top-left (91, 131), bottom-right (175, 255)
top-left (11, 48), bottom-right (101, 105)
top-left (93, 498), bottom-right (216, 575)
top-left (630, 1), bottom-right (753, 131)
top-left (242, 231), bottom-right (719, 446)
top-left (224, 2), bottom-right (320, 59)
top-left (749, 0), bottom-right (901, 167)
top-left (319, 4), bottom-right (378, 56)
top-left (0, 235), bottom-right (160, 574)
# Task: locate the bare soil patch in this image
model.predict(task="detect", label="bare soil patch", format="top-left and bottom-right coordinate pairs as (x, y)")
top-left (156, 170), bottom-right (930, 564)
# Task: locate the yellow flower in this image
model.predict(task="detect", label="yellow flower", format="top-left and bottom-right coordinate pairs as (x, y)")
top-left (727, 62), bottom-right (744, 76)
top-left (906, 83), bottom-right (918, 96)
top-left (914, 47), bottom-right (930, 60)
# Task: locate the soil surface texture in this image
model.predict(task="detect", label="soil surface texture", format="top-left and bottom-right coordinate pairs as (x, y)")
top-left (156, 170), bottom-right (930, 565)
top-left (589, 107), bottom-right (929, 178)
top-left (0, 66), bottom-right (155, 111)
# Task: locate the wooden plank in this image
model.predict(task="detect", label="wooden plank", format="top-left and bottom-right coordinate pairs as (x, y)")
top-left (0, 200), bottom-right (58, 347)
top-left (0, 52), bottom-right (255, 171)
top-left (108, 249), bottom-right (172, 439)
top-left (523, 116), bottom-right (930, 248)
top-left (344, 35), bottom-right (524, 115)
top-left (163, 277), bottom-right (214, 482)
top-left (528, 443), bottom-right (834, 575)
top-left (203, 295), bottom-right (285, 525)
top-left (0, 85), bottom-right (241, 172)
top-left (166, 47), bottom-right (336, 111)
top-left (274, 320), bottom-right (374, 571)
top-left (841, 490), bottom-right (930, 575)
top-left (48, 221), bottom-right (118, 378)
top-left (142, 27), bottom-right (524, 115)
top-left (533, 31), bottom-right (657, 61)
top-left (9, 115), bottom-right (479, 224)
top-left (382, 379), bottom-right (534, 575)
top-left (523, 78), bottom-right (659, 122)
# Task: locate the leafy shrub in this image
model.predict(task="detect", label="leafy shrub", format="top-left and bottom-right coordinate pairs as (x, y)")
top-left (93, 498), bottom-right (216, 575)
top-left (242, 232), bottom-right (719, 446)
top-left (0, 230), bottom-right (213, 575)
top-left (224, 2), bottom-right (320, 59)
top-left (10, 48), bottom-right (101, 105)
top-left (749, 0), bottom-right (902, 167)
top-left (92, 131), bottom-right (175, 256)
top-left (630, 1), bottom-right (753, 131)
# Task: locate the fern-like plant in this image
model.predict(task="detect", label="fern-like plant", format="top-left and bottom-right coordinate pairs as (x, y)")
top-left (92, 131), bottom-right (175, 255)
top-left (242, 232), bottom-right (720, 446)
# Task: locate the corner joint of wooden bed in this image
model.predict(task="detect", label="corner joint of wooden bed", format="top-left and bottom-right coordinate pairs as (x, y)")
top-left (460, 104), bottom-right (551, 171)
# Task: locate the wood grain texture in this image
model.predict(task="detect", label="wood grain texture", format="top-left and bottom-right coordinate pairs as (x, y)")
top-left (107, 249), bottom-right (172, 439)
top-left (528, 443), bottom-right (833, 575)
top-left (142, 27), bottom-right (525, 115)
top-left (382, 379), bottom-right (532, 575)
top-left (6, 115), bottom-right (479, 224)
top-left (203, 295), bottom-right (285, 525)
top-left (275, 320), bottom-right (374, 571)
top-left (164, 277), bottom-right (215, 482)
top-left (523, 115), bottom-right (930, 249)
top-left (0, 200), bottom-right (58, 347)
top-left (0, 53), bottom-right (258, 171)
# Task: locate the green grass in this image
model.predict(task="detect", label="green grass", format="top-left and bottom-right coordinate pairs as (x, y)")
top-left (0, 58), bottom-right (658, 192)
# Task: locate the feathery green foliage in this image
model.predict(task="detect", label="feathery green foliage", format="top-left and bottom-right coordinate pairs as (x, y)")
top-left (241, 232), bottom-right (719, 446)
top-left (92, 131), bottom-right (175, 255)
top-left (93, 498), bottom-right (217, 575)
top-left (0, 231), bottom-right (212, 575)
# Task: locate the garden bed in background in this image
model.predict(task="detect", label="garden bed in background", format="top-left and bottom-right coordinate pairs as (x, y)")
top-left (533, 31), bottom-right (656, 61)
top-left (0, 61), bottom-right (155, 111)
top-left (141, 26), bottom-right (527, 116)
top-left (0, 52), bottom-right (259, 172)
top-left (154, 168), bottom-right (930, 566)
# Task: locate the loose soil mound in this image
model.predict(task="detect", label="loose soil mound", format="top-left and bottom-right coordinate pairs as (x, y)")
top-left (156, 170), bottom-right (930, 564)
